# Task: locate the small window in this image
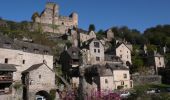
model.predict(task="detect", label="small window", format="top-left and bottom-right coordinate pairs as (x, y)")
top-left (3, 42), bottom-right (11, 48)
top-left (159, 62), bottom-right (161, 65)
top-left (96, 57), bottom-right (100, 61)
top-left (124, 74), bottom-right (127, 78)
top-left (127, 51), bottom-right (128, 53)
top-left (130, 81), bottom-right (133, 88)
top-left (98, 49), bottom-right (100, 53)
top-left (5, 58), bottom-right (8, 64)
top-left (44, 50), bottom-right (49, 54)
top-left (94, 42), bottom-right (100, 48)
top-left (39, 75), bottom-right (41, 79)
top-left (120, 55), bottom-right (122, 58)
top-left (121, 81), bottom-right (124, 85)
top-left (23, 60), bottom-right (25, 64)
top-left (22, 47), bottom-right (27, 51)
top-left (34, 49), bottom-right (39, 53)
top-left (127, 55), bottom-right (128, 59)
top-left (105, 79), bottom-right (108, 84)
top-left (30, 80), bottom-right (33, 85)
top-left (120, 50), bottom-right (122, 52)
top-left (94, 49), bottom-right (96, 53)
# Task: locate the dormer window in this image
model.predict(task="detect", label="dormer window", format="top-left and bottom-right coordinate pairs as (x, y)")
top-left (43, 50), bottom-right (49, 54)
top-left (22, 47), bottom-right (27, 51)
top-left (34, 49), bottom-right (39, 53)
top-left (3, 42), bottom-right (11, 48)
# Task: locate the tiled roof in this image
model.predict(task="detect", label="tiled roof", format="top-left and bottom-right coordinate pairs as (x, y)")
top-left (0, 33), bottom-right (52, 55)
top-left (0, 63), bottom-right (17, 72)
top-left (22, 63), bottom-right (44, 73)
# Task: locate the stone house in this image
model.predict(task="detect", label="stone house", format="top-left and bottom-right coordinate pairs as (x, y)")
top-left (107, 63), bottom-right (133, 89)
top-left (22, 63), bottom-right (55, 100)
top-left (0, 64), bottom-right (16, 99)
top-left (0, 34), bottom-right (55, 100)
top-left (32, 2), bottom-right (78, 34)
top-left (147, 52), bottom-right (165, 74)
top-left (81, 38), bottom-right (105, 65)
top-left (85, 63), bottom-right (133, 93)
top-left (115, 42), bottom-right (132, 67)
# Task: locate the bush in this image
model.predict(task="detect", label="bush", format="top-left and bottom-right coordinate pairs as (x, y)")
top-left (50, 89), bottom-right (57, 100)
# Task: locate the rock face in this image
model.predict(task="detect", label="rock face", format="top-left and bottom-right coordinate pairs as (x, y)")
top-left (32, 2), bottom-right (78, 34)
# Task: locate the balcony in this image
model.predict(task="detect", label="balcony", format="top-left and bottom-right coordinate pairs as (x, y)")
top-left (0, 75), bottom-right (13, 83)
top-left (0, 88), bottom-right (12, 95)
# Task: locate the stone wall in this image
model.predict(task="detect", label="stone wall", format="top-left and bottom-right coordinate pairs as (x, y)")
top-left (131, 74), bottom-right (162, 86)
top-left (33, 2), bottom-right (78, 34)
top-left (116, 43), bottom-right (132, 65)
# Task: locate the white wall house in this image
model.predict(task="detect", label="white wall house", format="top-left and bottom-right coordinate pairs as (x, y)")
top-left (154, 53), bottom-right (165, 74)
top-left (116, 43), bottom-right (132, 66)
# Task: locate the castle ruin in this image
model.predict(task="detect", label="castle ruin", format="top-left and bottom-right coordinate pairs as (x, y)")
top-left (32, 2), bottom-right (78, 34)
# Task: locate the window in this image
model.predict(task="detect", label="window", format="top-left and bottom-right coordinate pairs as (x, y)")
top-left (94, 42), bottom-right (100, 48)
top-left (120, 55), bottom-right (122, 58)
top-left (39, 75), bottom-right (41, 79)
top-left (3, 42), bottom-right (11, 48)
top-left (159, 62), bottom-right (161, 65)
top-left (105, 79), bottom-right (108, 84)
top-left (22, 47), bottom-right (27, 51)
top-left (5, 58), bottom-right (8, 64)
top-left (34, 49), bottom-right (39, 53)
top-left (124, 74), bottom-right (127, 78)
top-left (120, 50), bottom-right (122, 52)
top-left (98, 49), bottom-right (100, 53)
top-left (94, 49), bottom-right (96, 53)
top-left (96, 57), bottom-right (100, 61)
top-left (130, 81), bottom-right (133, 88)
top-left (127, 55), bottom-right (128, 59)
top-left (121, 81), bottom-right (124, 85)
top-left (44, 50), bottom-right (49, 54)
top-left (72, 51), bottom-right (76, 56)
top-left (23, 60), bottom-right (25, 64)
top-left (127, 51), bottom-right (128, 53)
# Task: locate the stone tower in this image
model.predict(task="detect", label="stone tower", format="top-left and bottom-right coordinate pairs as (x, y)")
top-left (45, 2), bottom-right (59, 17)
top-left (107, 29), bottom-right (114, 41)
top-left (70, 12), bottom-right (78, 27)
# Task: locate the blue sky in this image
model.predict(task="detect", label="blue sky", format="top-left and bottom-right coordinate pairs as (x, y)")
top-left (0, 0), bottom-right (170, 32)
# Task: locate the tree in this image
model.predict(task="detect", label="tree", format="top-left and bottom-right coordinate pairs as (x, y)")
top-left (96, 29), bottom-right (104, 39)
top-left (88, 24), bottom-right (95, 31)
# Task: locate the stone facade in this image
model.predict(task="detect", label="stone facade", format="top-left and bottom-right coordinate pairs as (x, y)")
top-left (22, 64), bottom-right (55, 100)
top-left (0, 35), bottom-right (55, 100)
top-left (106, 29), bottom-right (114, 41)
top-left (113, 70), bottom-right (133, 89)
top-left (82, 39), bottom-right (105, 65)
top-left (116, 43), bottom-right (132, 66)
top-left (79, 31), bottom-right (96, 43)
top-left (33, 2), bottom-right (78, 34)
top-left (131, 74), bottom-right (162, 86)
